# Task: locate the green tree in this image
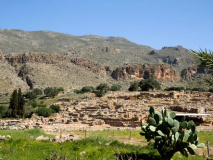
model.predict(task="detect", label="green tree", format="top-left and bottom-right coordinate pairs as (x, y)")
top-left (191, 49), bottom-right (213, 86)
top-left (128, 81), bottom-right (139, 91)
top-left (44, 87), bottom-right (60, 98)
top-left (95, 83), bottom-right (110, 97)
top-left (32, 88), bottom-right (42, 95)
top-left (141, 107), bottom-right (205, 160)
top-left (139, 78), bottom-right (161, 91)
top-left (18, 88), bottom-right (25, 118)
top-left (9, 89), bottom-right (18, 117)
top-left (24, 91), bottom-right (37, 99)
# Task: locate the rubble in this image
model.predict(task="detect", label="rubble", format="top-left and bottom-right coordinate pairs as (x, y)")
top-left (0, 91), bottom-right (212, 132)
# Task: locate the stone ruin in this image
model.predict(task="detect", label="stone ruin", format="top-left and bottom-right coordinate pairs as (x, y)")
top-left (0, 91), bottom-right (212, 132)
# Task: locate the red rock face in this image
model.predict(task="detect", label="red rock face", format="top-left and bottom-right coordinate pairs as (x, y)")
top-left (111, 64), bottom-right (180, 82)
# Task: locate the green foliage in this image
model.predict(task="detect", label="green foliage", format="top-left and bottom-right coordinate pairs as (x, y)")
top-left (50, 105), bottom-right (60, 113)
top-left (165, 87), bottom-right (185, 91)
top-left (24, 106), bottom-right (34, 118)
top-left (191, 88), bottom-right (206, 92)
top-left (111, 84), bottom-right (121, 91)
top-left (17, 88), bottom-right (25, 118)
top-left (94, 83), bottom-right (109, 97)
top-left (209, 88), bottom-right (213, 92)
top-left (28, 99), bottom-right (38, 108)
top-left (96, 83), bottom-right (109, 91)
top-left (9, 89), bottom-right (18, 117)
top-left (32, 88), bottom-right (42, 95)
top-left (95, 90), bottom-right (106, 97)
top-left (44, 87), bottom-right (60, 98)
top-left (81, 86), bottom-right (95, 93)
top-left (139, 78), bottom-right (161, 91)
top-left (0, 105), bottom-right (7, 118)
top-left (141, 106), bottom-right (205, 160)
top-left (24, 91), bottom-right (37, 99)
top-left (191, 49), bottom-right (213, 86)
top-left (36, 107), bottom-right (53, 117)
top-left (128, 81), bottom-right (139, 91)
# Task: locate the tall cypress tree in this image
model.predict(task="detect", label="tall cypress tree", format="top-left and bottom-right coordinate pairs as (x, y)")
top-left (18, 88), bottom-right (25, 118)
top-left (9, 89), bottom-right (18, 118)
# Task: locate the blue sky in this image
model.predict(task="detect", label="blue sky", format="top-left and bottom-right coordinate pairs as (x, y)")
top-left (0, 0), bottom-right (213, 50)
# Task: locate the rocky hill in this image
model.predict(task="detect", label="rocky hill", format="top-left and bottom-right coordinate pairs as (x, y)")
top-left (0, 29), bottom-right (211, 93)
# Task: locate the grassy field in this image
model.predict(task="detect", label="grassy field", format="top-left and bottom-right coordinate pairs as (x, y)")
top-left (0, 129), bottom-right (210, 160)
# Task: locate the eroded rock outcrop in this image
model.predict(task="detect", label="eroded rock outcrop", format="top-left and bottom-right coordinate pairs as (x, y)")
top-left (5, 52), bottom-right (71, 66)
top-left (181, 66), bottom-right (209, 80)
top-left (111, 63), bottom-right (180, 81)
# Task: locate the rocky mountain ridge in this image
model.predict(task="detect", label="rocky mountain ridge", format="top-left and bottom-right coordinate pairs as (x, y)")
top-left (0, 29), bottom-right (211, 92)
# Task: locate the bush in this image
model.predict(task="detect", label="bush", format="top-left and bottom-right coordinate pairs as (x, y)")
top-left (24, 91), bottom-right (37, 99)
top-left (164, 87), bottom-right (185, 91)
top-left (74, 90), bottom-right (82, 94)
top-left (36, 107), bottom-right (53, 117)
top-left (191, 88), bottom-right (206, 92)
top-left (28, 99), bottom-right (38, 108)
top-left (128, 81), bottom-right (139, 91)
top-left (50, 105), bottom-right (60, 113)
top-left (0, 105), bottom-right (7, 118)
top-left (139, 78), bottom-right (161, 91)
top-left (57, 87), bottom-right (64, 92)
top-left (209, 88), bottom-right (213, 92)
top-left (81, 86), bottom-right (95, 93)
top-left (24, 106), bottom-right (34, 118)
top-left (96, 83), bottom-right (109, 91)
top-left (95, 90), bottom-right (106, 97)
top-left (111, 84), bottom-right (121, 91)
top-left (32, 88), bottom-right (42, 95)
top-left (44, 87), bottom-right (60, 98)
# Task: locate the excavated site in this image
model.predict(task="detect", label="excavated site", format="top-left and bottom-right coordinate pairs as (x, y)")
top-left (1, 91), bottom-right (213, 132)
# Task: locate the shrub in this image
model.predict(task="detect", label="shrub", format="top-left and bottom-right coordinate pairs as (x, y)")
top-left (74, 90), bottom-right (82, 94)
top-left (24, 106), bottom-right (33, 118)
top-left (209, 88), bottom-right (213, 92)
top-left (96, 83), bottom-right (109, 91)
top-left (36, 107), bottom-right (53, 117)
top-left (81, 86), bottom-right (95, 93)
top-left (164, 87), bottom-right (185, 91)
top-left (0, 105), bottom-right (7, 118)
top-left (24, 91), bottom-right (37, 99)
top-left (44, 87), bottom-right (60, 98)
top-left (50, 105), bottom-right (60, 113)
top-left (111, 84), bottom-right (121, 91)
top-left (139, 78), bottom-right (161, 91)
top-left (141, 107), bottom-right (205, 160)
top-left (191, 88), bottom-right (205, 92)
top-left (128, 81), bottom-right (139, 91)
top-left (32, 88), bottom-right (42, 95)
top-left (57, 87), bottom-right (64, 92)
top-left (95, 90), bottom-right (106, 97)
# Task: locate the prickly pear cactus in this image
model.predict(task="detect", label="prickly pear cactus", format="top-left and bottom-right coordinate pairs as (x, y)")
top-left (141, 106), bottom-right (205, 160)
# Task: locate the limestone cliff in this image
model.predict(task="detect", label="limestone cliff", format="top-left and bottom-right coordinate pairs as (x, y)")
top-left (111, 63), bottom-right (180, 81)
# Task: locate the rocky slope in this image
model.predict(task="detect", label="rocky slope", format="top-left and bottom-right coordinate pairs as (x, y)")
top-left (0, 29), bottom-right (212, 93)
